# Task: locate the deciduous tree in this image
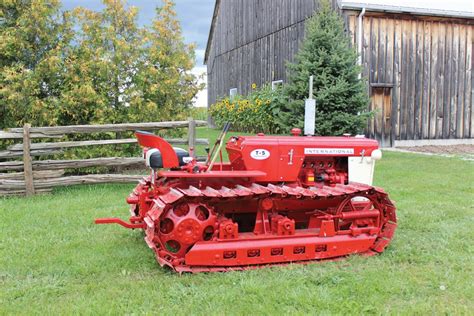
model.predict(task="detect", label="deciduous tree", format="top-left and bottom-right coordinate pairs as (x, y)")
top-left (60, 0), bottom-right (143, 125)
top-left (132, 0), bottom-right (202, 122)
top-left (1, 0), bottom-right (202, 129)
top-left (0, 0), bottom-right (71, 128)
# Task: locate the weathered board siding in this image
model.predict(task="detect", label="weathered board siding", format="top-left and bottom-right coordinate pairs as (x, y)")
top-left (206, 0), bottom-right (318, 107)
top-left (346, 12), bottom-right (474, 141)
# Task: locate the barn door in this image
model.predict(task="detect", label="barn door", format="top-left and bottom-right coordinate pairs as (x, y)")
top-left (369, 87), bottom-right (392, 147)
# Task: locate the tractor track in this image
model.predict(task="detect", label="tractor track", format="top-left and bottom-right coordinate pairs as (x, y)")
top-left (129, 179), bottom-right (397, 272)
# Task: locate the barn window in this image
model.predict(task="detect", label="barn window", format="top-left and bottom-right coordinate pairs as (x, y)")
top-left (271, 80), bottom-right (283, 90)
top-left (229, 88), bottom-right (238, 98)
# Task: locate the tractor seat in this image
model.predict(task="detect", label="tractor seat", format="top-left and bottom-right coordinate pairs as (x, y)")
top-left (145, 147), bottom-right (190, 169)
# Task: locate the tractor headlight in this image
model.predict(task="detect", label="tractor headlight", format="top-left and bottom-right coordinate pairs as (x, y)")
top-left (371, 149), bottom-right (382, 160)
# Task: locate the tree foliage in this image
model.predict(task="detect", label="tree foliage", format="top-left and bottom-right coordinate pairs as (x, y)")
top-left (279, 1), bottom-right (370, 135)
top-left (61, 0), bottom-right (144, 125)
top-left (210, 84), bottom-right (285, 134)
top-left (0, 0), bottom-right (201, 129)
top-left (132, 1), bottom-right (200, 122)
top-left (1, 0), bottom-right (70, 127)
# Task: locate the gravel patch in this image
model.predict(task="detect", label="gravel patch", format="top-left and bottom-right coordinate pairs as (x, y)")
top-left (397, 144), bottom-right (474, 155)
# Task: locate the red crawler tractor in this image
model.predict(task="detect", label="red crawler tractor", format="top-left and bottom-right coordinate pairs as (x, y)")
top-left (96, 127), bottom-right (397, 273)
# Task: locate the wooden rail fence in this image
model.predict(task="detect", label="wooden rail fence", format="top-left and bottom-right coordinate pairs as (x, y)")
top-left (0, 120), bottom-right (208, 196)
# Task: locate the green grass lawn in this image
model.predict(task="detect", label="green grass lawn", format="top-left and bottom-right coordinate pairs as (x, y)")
top-left (1, 130), bottom-right (473, 314)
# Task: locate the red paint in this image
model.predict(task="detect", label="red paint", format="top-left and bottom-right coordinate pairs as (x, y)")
top-left (96, 132), bottom-right (397, 273)
top-left (95, 217), bottom-right (145, 229)
top-left (159, 170), bottom-right (266, 178)
top-left (135, 131), bottom-right (179, 168)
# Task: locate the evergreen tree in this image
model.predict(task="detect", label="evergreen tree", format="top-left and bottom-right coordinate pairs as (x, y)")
top-left (281, 1), bottom-right (369, 136)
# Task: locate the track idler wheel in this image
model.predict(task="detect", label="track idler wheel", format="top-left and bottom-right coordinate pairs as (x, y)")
top-left (334, 192), bottom-right (397, 252)
top-left (335, 194), bottom-right (381, 233)
top-left (157, 203), bottom-right (217, 260)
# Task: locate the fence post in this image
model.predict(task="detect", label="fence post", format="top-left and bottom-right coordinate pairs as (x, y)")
top-left (22, 123), bottom-right (35, 196)
top-left (188, 118), bottom-right (196, 158)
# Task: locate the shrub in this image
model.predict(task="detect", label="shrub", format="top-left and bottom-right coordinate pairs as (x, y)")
top-left (210, 85), bottom-right (287, 134)
top-left (189, 107), bottom-right (208, 121)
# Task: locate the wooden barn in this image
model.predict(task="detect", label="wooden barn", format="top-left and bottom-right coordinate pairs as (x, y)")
top-left (204, 0), bottom-right (474, 146)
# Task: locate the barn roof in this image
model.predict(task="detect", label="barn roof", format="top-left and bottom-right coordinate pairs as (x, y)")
top-left (204, 0), bottom-right (474, 65)
top-left (204, 0), bottom-right (221, 65)
top-left (340, 0), bottom-right (474, 19)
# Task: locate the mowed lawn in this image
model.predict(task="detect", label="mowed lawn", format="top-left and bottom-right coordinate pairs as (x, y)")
top-left (1, 131), bottom-right (473, 314)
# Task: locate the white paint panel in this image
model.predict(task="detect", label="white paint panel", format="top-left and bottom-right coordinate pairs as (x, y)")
top-left (348, 157), bottom-right (376, 185)
top-left (304, 99), bottom-right (316, 135)
top-left (250, 149), bottom-right (271, 160)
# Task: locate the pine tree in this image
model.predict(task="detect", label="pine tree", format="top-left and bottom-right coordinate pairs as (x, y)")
top-left (282, 1), bottom-right (369, 136)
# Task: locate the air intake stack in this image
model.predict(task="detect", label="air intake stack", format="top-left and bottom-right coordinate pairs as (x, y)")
top-left (304, 75), bottom-right (316, 136)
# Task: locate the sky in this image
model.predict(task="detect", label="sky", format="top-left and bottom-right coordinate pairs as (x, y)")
top-left (62, 0), bottom-right (215, 107)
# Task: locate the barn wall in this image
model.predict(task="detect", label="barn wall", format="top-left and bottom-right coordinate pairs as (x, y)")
top-left (346, 12), bottom-right (474, 140)
top-left (206, 0), bottom-right (318, 108)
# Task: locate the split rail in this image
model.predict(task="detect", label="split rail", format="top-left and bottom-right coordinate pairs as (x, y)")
top-left (0, 120), bottom-right (208, 196)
